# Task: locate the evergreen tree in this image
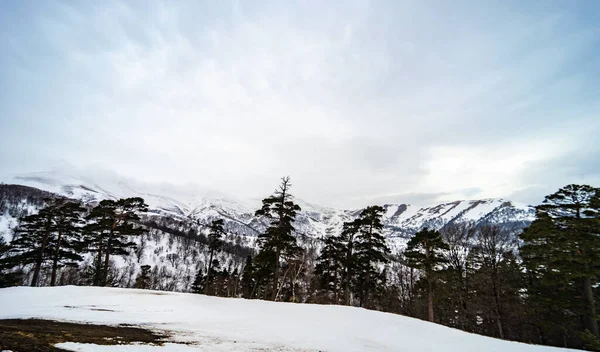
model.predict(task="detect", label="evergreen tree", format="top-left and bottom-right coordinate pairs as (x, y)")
top-left (240, 255), bottom-right (255, 298)
top-left (405, 227), bottom-right (449, 322)
top-left (134, 264), bottom-right (152, 289)
top-left (204, 219), bottom-right (225, 295)
top-left (254, 177), bottom-right (302, 301)
top-left (521, 184), bottom-right (600, 340)
top-left (252, 246), bottom-right (277, 299)
top-left (191, 267), bottom-right (206, 294)
top-left (340, 218), bottom-right (360, 305)
top-left (84, 197), bottom-right (148, 286)
top-left (314, 233), bottom-right (345, 303)
top-left (352, 205), bottom-right (389, 308)
top-left (47, 200), bottom-right (86, 286)
top-left (0, 236), bottom-right (20, 287)
top-left (10, 200), bottom-right (56, 286)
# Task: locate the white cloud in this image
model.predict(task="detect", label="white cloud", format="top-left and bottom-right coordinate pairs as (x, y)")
top-left (0, 1), bottom-right (599, 208)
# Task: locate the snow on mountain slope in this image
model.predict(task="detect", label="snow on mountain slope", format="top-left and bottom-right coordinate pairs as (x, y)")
top-left (1, 171), bottom-right (536, 245)
top-left (0, 286), bottom-right (573, 352)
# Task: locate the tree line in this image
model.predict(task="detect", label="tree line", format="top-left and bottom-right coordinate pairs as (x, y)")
top-left (0, 180), bottom-right (599, 350)
top-left (0, 197), bottom-right (148, 287)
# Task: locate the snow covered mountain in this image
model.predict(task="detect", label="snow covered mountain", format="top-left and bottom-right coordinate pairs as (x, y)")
top-left (0, 171), bottom-right (535, 290)
top-left (2, 170), bottom-right (535, 244)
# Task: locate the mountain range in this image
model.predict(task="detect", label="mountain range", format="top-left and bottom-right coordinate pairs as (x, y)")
top-left (1, 171), bottom-right (535, 246)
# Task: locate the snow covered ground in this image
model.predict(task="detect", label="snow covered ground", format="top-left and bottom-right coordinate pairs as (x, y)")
top-left (0, 286), bottom-right (573, 352)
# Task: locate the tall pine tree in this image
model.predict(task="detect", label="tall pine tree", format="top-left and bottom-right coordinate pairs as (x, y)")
top-left (521, 185), bottom-right (600, 340)
top-left (254, 177), bottom-right (302, 301)
top-left (84, 197), bottom-right (148, 286)
top-left (240, 255), bottom-right (256, 298)
top-left (314, 232), bottom-right (345, 303)
top-left (340, 218), bottom-right (361, 305)
top-left (0, 236), bottom-right (20, 287)
top-left (405, 227), bottom-right (449, 322)
top-left (47, 200), bottom-right (86, 286)
top-left (11, 199), bottom-right (58, 286)
top-left (352, 205), bottom-right (389, 308)
top-left (204, 219), bottom-right (226, 295)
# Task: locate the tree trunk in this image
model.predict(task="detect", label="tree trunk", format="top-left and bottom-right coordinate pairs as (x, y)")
top-left (94, 235), bottom-right (104, 286)
top-left (204, 250), bottom-right (214, 295)
top-left (250, 278), bottom-right (259, 299)
top-left (50, 230), bottom-right (62, 286)
top-left (102, 221), bottom-right (117, 287)
top-left (103, 235), bottom-right (112, 286)
top-left (427, 273), bottom-right (434, 322)
top-left (272, 252), bottom-right (280, 301)
top-left (495, 314), bottom-right (505, 339)
top-left (425, 241), bottom-right (434, 322)
top-left (584, 277), bottom-right (599, 337)
top-left (345, 234), bottom-right (354, 306)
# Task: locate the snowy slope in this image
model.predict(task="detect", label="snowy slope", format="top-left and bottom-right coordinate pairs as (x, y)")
top-left (0, 286), bottom-right (573, 352)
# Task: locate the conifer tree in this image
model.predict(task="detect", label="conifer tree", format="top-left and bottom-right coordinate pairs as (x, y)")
top-left (352, 205), bottom-right (389, 308)
top-left (84, 197), bottom-right (148, 286)
top-left (204, 219), bottom-right (225, 295)
top-left (11, 200), bottom-right (56, 286)
top-left (134, 264), bottom-right (152, 289)
top-left (521, 184), bottom-right (600, 339)
top-left (47, 200), bottom-right (86, 286)
top-left (240, 255), bottom-right (255, 298)
top-left (191, 267), bottom-right (205, 294)
top-left (314, 233), bottom-right (345, 303)
top-left (254, 177), bottom-right (302, 301)
top-left (405, 227), bottom-right (449, 322)
top-left (0, 236), bottom-right (20, 287)
top-left (340, 218), bottom-right (361, 305)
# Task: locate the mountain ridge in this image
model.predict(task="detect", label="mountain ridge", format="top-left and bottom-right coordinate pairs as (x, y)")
top-left (1, 171), bottom-right (535, 244)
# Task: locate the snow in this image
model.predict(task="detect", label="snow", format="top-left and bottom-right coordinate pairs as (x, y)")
top-left (0, 213), bottom-right (17, 243)
top-left (2, 170), bottom-right (535, 244)
top-left (0, 286), bottom-right (573, 352)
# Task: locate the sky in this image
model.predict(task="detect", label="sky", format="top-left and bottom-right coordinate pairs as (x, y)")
top-left (1, 1), bottom-right (599, 209)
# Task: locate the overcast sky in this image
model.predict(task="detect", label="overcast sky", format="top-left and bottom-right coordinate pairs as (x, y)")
top-left (1, 1), bottom-right (599, 208)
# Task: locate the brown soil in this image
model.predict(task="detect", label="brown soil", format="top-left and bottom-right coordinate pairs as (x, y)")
top-left (0, 318), bottom-right (167, 352)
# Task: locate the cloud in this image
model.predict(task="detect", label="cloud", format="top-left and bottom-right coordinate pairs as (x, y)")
top-left (1, 1), bottom-right (599, 208)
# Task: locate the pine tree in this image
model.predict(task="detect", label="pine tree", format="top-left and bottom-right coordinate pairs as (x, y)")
top-left (314, 233), bottom-right (345, 303)
top-left (352, 205), bottom-right (389, 308)
top-left (240, 255), bottom-right (255, 298)
top-left (0, 236), bottom-right (20, 287)
top-left (134, 264), bottom-right (152, 289)
top-left (47, 200), bottom-right (86, 286)
top-left (340, 218), bottom-right (361, 305)
top-left (405, 227), bottom-right (449, 322)
top-left (10, 200), bottom-right (56, 286)
top-left (521, 184), bottom-right (600, 340)
top-left (204, 219), bottom-right (225, 295)
top-left (254, 177), bottom-right (302, 301)
top-left (84, 197), bottom-right (148, 286)
top-left (191, 267), bottom-right (206, 294)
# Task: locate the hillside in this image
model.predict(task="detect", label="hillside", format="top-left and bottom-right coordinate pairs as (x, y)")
top-left (0, 286), bottom-right (574, 352)
top-left (0, 172), bottom-right (536, 291)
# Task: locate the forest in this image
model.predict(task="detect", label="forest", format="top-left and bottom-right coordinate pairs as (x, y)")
top-left (0, 179), bottom-right (599, 351)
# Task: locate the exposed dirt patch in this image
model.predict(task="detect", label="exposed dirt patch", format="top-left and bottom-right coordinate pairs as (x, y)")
top-left (0, 318), bottom-right (167, 352)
